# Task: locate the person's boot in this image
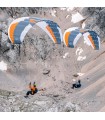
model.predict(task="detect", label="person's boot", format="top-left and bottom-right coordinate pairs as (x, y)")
top-left (24, 95), bottom-right (29, 98)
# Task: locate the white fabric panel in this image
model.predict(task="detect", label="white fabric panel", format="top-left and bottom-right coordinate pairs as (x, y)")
top-left (83, 32), bottom-right (94, 49)
top-left (83, 36), bottom-right (91, 46)
top-left (65, 27), bottom-right (79, 32)
top-left (36, 21), bottom-right (54, 42)
top-left (97, 36), bottom-right (100, 49)
top-left (73, 33), bottom-right (82, 46)
top-left (20, 24), bottom-right (32, 42)
top-left (63, 31), bottom-right (68, 46)
top-left (57, 26), bottom-right (62, 42)
top-left (12, 17), bottom-right (29, 24)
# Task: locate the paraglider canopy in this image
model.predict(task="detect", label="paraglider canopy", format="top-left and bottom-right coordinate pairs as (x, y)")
top-left (63, 27), bottom-right (100, 50)
top-left (83, 30), bottom-right (100, 50)
top-left (63, 27), bottom-right (82, 48)
top-left (8, 17), bottom-right (62, 45)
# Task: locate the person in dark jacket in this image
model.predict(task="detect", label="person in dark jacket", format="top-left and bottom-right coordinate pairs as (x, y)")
top-left (71, 80), bottom-right (81, 89)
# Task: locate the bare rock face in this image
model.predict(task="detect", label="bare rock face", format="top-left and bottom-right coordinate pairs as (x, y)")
top-left (0, 8), bottom-right (41, 18)
top-left (0, 89), bottom-right (81, 112)
top-left (81, 7), bottom-right (96, 17)
top-left (81, 7), bottom-right (105, 39)
top-left (43, 69), bottom-right (50, 75)
top-left (47, 101), bottom-right (81, 112)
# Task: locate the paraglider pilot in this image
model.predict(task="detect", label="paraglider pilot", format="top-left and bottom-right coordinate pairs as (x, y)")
top-left (25, 82), bottom-right (38, 98)
top-left (71, 80), bottom-right (81, 89)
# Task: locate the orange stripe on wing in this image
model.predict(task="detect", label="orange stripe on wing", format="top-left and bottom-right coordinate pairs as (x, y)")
top-left (88, 35), bottom-right (96, 49)
top-left (46, 25), bottom-right (57, 43)
top-left (9, 22), bottom-right (18, 44)
top-left (64, 32), bottom-right (70, 47)
top-left (30, 19), bottom-right (36, 23)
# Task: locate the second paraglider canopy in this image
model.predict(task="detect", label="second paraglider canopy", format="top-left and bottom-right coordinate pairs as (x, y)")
top-left (63, 27), bottom-right (100, 50)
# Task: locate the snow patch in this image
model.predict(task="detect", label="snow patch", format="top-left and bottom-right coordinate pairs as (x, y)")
top-left (76, 47), bottom-right (83, 56)
top-left (76, 47), bottom-right (86, 61)
top-left (82, 22), bottom-right (86, 29)
top-left (50, 10), bottom-right (57, 17)
top-left (67, 7), bottom-right (74, 11)
top-left (0, 61), bottom-right (7, 71)
top-left (60, 8), bottom-right (66, 11)
top-left (77, 56), bottom-right (86, 61)
top-left (72, 79), bottom-right (76, 82)
top-left (60, 7), bottom-right (74, 11)
top-left (66, 15), bottom-right (70, 19)
top-left (77, 73), bottom-right (85, 76)
top-left (71, 12), bottom-right (84, 23)
top-left (63, 53), bottom-right (69, 58)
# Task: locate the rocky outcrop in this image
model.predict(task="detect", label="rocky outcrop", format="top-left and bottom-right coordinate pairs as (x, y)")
top-left (81, 7), bottom-right (105, 39)
top-left (0, 89), bottom-right (81, 112)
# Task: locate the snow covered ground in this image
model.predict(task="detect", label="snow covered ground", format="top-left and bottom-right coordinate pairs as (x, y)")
top-left (60, 7), bottom-right (74, 11)
top-left (76, 47), bottom-right (86, 61)
top-left (50, 10), bottom-right (56, 17)
top-left (0, 61), bottom-right (7, 71)
top-left (76, 47), bottom-right (83, 56)
top-left (63, 52), bottom-right (69, 58)
top-left (71, 12), bottom-right (84, 23)
top-left (77, 73), bottom-right (85, 76)
top-left (77, 56), bottom-right (86, 61)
